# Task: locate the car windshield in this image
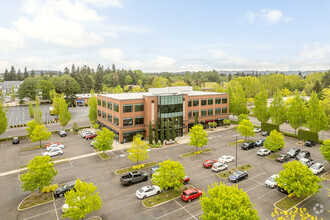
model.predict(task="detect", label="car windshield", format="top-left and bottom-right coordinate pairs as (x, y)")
top-left (268, 177), bottom-right (276, 182)
top-left (138, 189), bottom-right (144, 193)
top-left (182, 192), bottom-right (188, 196)
top-left (233, 172), bottom-right (241, 177)
top-left (288, 149), bottom-right (295, 153)
top-left (310, 164), bottom-right (319, 169)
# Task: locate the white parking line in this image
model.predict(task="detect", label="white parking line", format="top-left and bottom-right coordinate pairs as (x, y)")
top-left (23, 207), bottom-right (62, 220)
top-left (155, 200), bottom-right (198, 219)
top-left (121, 150), bottom-right (128, 155)
top-left (174, 200), bottom-right (197, 220)
top-left (245, 184), bottom-right (263, 192)
top-left (257, 188), bottom-right (276, 200)
top-left (53, 199), bottom-right (59, 220)
top-left (186, 211), bottom-right (203, 220)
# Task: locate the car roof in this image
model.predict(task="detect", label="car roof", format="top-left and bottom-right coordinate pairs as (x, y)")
top-left (300, 158), bottom-right (308, 161)
top-left (313, 162), bottom-right (322, 166)
top-left (140, 185), bottom-right (152, 191)
top-left (213, 162), bottom-right (225, 166)
top-left (184, 188), bottom-right (197, 194)
top-left (270, 174), bottom-right (278, 178)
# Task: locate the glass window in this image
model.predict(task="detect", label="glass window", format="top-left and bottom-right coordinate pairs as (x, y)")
top-left (102, 112), bottom-right (106, 119)
top-left (201, 110), bottom-right (207, 116)
top-left (135, 103), bottom-right (144, 112)
top-left (208, 109), bottom-right (213, 116)
top-left (222, 107), bottom-right (227, 113)
top-left (193, 99), bottom-right (199, 106)
top-left (193, 110), bottom-right (199, 117)
top-left (215, 98), bottom-right (221, 104)
top-left (114, 104), bottom-right (119, 112)
top-left (188, 111), bottom-right (192, 118)
top-left (107, 102), bottom-right (112, 110)
top-left (123, 117), bottom-right (133, 126)
top-left (208, 98), bottom-right (213, 105)
top-left (108, 114), bottom-right (112, 122)
top-left (102, 100), bottom-right (106, 108)
top-left (114, 116), bottom-right (119, 125)
top-left (97, 99), bottom-right (101, 106)
top-left (215, 108), bottom-right (221, 115)
top-left (222, 97), bottom-right (227, 104)
top-left (123, 104), bottom-right (133, 113)
top-left (135, 117), bottom-right (144, 125)
top-left (201, 99), bottom-right (207, 106)
top-left (188, 100), bottom-right (192, 107)
top-left (97, 110), bottom-right (101, 116)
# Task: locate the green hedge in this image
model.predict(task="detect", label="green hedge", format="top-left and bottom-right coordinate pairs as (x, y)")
top-left (297, 129), bottom-right (318, 142)
top-left (282, 131), bottom-right (298, 139)
top-left (261, 122), bottom-right (279, 132)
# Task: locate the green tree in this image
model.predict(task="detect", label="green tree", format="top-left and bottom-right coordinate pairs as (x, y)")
top-left (28, 102), bottom-right (34, 118)
top-left (125, 75), bottom-right (133, 85)
top-left (62, 179), bottom-right (102, 220)
top-left (166, 119), bottom-right (170, 141)
top-left (58, 99), bottom-right (71, 129)
top-left (26, 120), bottom-right (39, 136)
top-left (51, 93), bottom-right (62, 117)
top-left (154, 119), bottom-right (159, 144)
top-left (264, 130), bottom-right (285, 153)
top-left (34, 97), bottom-right (43, 124)
top-left (223, 119), bottom-right (231, 126)
top-left (275, 160), bottom-right (322, 197)
top-left (238, 114), bottom-right (250, 123)
top-left (228, 82), bottom-right (249, 117)
top-left (269, 90), bottom-right (287, 125)
top-left (253, 87), bottom-right (270, 123)
top-left (319, 140), bottom-right (330, 163)
top-left (149, 121), bottom-right (153, 145)
top-left (0, 102), bottom-right (8, 135)
top-left (189, 124), bottom-right (208, 151)
top-left (171, 117), bottom-right (176, 141)
top-left (93, 128), bottom-right (114, 153)
top-left (160, 118), bottom-right (164, 144)
top-left (30, 124), bottom-right (52, 147)
top-left (11, 84), bottom-right (15, 102)
top-left (287, 91), bottom-right (306, 134)
top-left (236, 119), bottom-right (255, 140)
top-left (312, 80), bottom-right (322, 94)
top-left (88, 89), bottom-right (97, 124)
top-left (306, 91), bottom-right (328, 133)
top-left (18, 77), bottom-right (38, 100)
top-left (127, 134), bottom-right (148, 164)
top-left (194, 113), bottom-right (199, 125)
top-left (114, 85), bottom-right (123, 93)
top-left (20, 156), bottom-right (57, 193)
top-left (200, 182), bottom-right (259, 220)
top-left (38, 79), bottom-right (54, 100)
top-left (72, 122), bottom-right (78, 134)
top-left (151, 160), bottom-right (186, 191)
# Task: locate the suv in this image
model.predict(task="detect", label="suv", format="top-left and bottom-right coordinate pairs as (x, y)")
top-left (305, 140), bottom-right (316, 147)
top-left (286, 148), bottom-right (301, 158)
top-left (54, 181), bottom-right (76, 197)
top-left (241, 142), bottom-right (256, 150)
top-left (261, 131), bottom-right (270, 136)
top-left (296, 151), bottom-right (310, 160)
top-left (12, 137), bottom-right (20, 144)
top-left (59, 130), bottom-right (67, 137)
top-left (255, 139), bottom-right (265, 147)
top-left (277, 154), bottom-right (290, 163)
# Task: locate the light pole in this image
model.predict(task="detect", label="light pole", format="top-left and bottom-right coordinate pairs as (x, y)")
top-left (235, 134), bottom-right (238, 168)
top-left (299, 117), bottom-right (302, 140)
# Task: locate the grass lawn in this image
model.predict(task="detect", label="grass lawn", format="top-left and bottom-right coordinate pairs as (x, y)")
top-left (322, 171), bottom-right (330, 180)
top-left (98, 152), bottom-right (110, 160)
top-left (227, 139), bottom-right (245, 146)
top-left (275, 196), bottom-right (308, 211)
top-left (266, 153), bottom-right (280, 160)
top-left (181, 149), bottom-right (212, 158)
top-left (20, 145), bottom-right (46, 152)
top-left (115, 161), bottom-right (158, 175)
top-left (217, 164), bottom-right (253, 179)
top-left (238, 164), bottom-right (254, 171)
top-left (19, 192), bottom-right (53, 210)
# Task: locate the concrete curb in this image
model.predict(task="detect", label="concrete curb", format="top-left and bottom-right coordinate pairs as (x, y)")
top-left (273, 195), bottom-right (311, 212)
top-left (180, 149), bottom-right (213, 158)
top-left (321, 171), bottom-right (330, 180)
top-left (17, 192), bottom-right (54, 211)
top-left (114, 161), bottom-right (158, 176)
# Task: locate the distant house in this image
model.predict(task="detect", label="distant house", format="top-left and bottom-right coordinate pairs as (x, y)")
top-left (75, 94), bottom-right (92, 106)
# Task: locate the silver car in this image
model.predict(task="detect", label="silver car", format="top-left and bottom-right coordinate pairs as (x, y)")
top-left (43, 148), bottom-right (63, 157)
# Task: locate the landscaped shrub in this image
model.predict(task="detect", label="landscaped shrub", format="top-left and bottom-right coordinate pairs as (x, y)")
top-left (41, 184), bottom-right (59, 193)
top-left (282, 132), bottom-right (298, 139)
top-left (261, 122), bottom-right (280, 132)
top-left (133, 164), bottom-right (146, 170)
top-left (298, 129), bottom-right (318, 142)
top-left (149, 143), bottom-right (162, 148)
top-left (93, 124), bottom-right (100, 129)
top-left (223, 119), bottom-right (231, 125)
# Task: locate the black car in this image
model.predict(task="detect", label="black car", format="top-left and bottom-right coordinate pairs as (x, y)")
top-left (277, 186), bottom-right (289, 195)
top-left (54, 181), bottom-right (76, 197)
top-left (261, 131), bottom-right (270, 136)
top-left (228, 171), bottom-right (248, 183)
top-left (286, 148), bottom-right (301, 158)
top-left (277, 154), bottom-right (290, 163)
top-left (12, 137), bottom-right (20, 144)
top-left (296, 151), bottom-right (311, 160)
top-left (241, 142), bottom-right (257, 150)
top-left (255, 139), bottom-right (265, 147)
top-left (58, 130), bottom-right (67, 137)
top-left (305, 140), bottom-right (316, 147)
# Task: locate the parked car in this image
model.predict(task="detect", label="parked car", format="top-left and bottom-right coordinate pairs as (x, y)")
top-left (85, 133), bottom-right (97, 140)
top-left (218, 155), bottom-right (235, 163)
top-left (80, 130), bottom-right (95, 138)
top-left (43, 148), bottom-right (63, 157)
top-left (120, 171), bottom-right (148, 186)
top-left (46, 143), bottom-right (64, 151)
top-left (211, 162), bottom-right (228, 172)
top-left (54, 181), bottom-right (76, 197)
top-left (182, 176), bottom-right (190, 185)
top-left (254, 128), bottom-right (261, 133)
top-left (255, 139), bottom-right (265, 147)
top-left (309, 163), bottom-right (325, 175)
top-left (90, 140), bottom-right (97, 148)
top-left (257, 148), bottom-right (271, 156)
top-left (277, 186), bottom-right (289, 195)
top-left (296, 151), bottom-right (311, 160)
top-left (277, 154), bottom-right (290, 163)
top-left (203, 160), bottom-right (218, 169)
top-left (136, 185), bottom-right (161, 199)
top-left (62, 197), bottom-right (82, 213)
top-left (228, 171), bottom-right (248, 183)
top-left (261, 131), bottom-right (270, 136)
top-left (299, 158), bottom-right (314, 167)
top-left (58, 130), bottom-right (67, 137)
top-left (241, 142), bottom-right (256, 150)
top-left (150, 166), bottom-right (160, 176)
top-left (45, 142), bottom-right (62, 148)
top-left (181, 188), bottom-right (203, 202)
top-left (286, 148), bottom-right (301, 158)
top-left (12, 137), bottom-right (20, 144)
top-left (305, 140), bottom-right (316, 147)
top-left (265, 174), bottom-right (279, 188)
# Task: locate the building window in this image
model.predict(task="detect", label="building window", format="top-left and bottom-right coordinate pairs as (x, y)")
top-left (97, 110), bottom-right (101, 117)
top-left (222, 97), bottom-right (227, 104)
top-left (97, 99), bottom-right (101, 106)
top-left (107, 102), bottom-right (112, 110)
top-left (108, 114), bottom-right (112, 122)
top-left (193, 110), bottom-right (199, 117)
top-left (215, 98), bottom-right (221, 104)
top-left (215, 108), bottom-right (221, 115)
top-left (222, 107), bottom-right (227, 114)
top-left (135, 103), bottom-right (144, 112)
top-left (188, 111), bottom-right (192, 118)
top-left (114, 104), bottom-right (119, 112)
top-left (208, 98), bottom-right (213, 105)
top-left (123, 104), bottom-right (133, 113)
top-left (188, 100), bottom-right (192, 107)
top-left (201, 99), bottom-right (207, 106)
top-left (135, 116), bottom-right (144, 125)
top-left (114, 116), bottom-right (119, 125)
top-left (193, 99), bottom-right (199, 106)
top-left (208, 109), bottom-right (213, 116)
top-left (123, 117), bottom-right (133, 126)
top-left (102, 100), bottom-right (106, 108)
top-left (201, 110), bottom-right (207, 116)
top-left (102, 112), bottom-right (106, 119)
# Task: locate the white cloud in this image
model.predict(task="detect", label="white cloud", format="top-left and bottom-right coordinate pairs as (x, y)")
top-left (82, 0), bottom-right (122, 8)
top-left (294, 43), bottom-right (330, 70)
top-left (0, 60), bottom-right (10, 71)
top-left (0, 28), bottom-right (25, 51)
top-left (245, 9), bottom-right (291, 24)
top-left (261, 9), bottom-right (282, 24)
top-left (99, 48), bottom-right (123, 61)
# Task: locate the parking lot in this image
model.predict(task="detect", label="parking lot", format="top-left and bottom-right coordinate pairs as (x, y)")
top-left (0, 129), bottom-right (329, 220)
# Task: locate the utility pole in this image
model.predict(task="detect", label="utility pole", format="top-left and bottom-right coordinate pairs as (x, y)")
top-left (235, 134), bottom-right (238, 168)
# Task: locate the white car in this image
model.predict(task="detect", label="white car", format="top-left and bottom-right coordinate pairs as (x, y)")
top-left (62, 197), bottom-right (81, 213)
top-left (309, 163), bottom-right (324, 175)
top-left (299, 158), bottom-right (314, 167)
top-left (46, 143), bottom-right (64, 151)
top-left (265, 174), bottom-right (279, 188)
top-left (211, 162), bottom-right (228, 172)
top-left (218, 155), bottom-right (235, 164)
top-left (136, 185), bottom-right (161, 199)
top-left (254, 128), bottom-right (261, 133)
top-left (80, 130), bottom-right (95, 138)
top-left (43, 148), bottom-right (63, 157)
top-left (257, 148), bottom-right (271, 156)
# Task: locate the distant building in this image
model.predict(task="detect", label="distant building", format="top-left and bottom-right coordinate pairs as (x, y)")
top-left (75, 94), bottom-right (92, 106)
top-left (0, 81), bottom-right (23, 94)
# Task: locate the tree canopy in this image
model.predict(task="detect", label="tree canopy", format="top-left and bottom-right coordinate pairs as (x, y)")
top-left (253, 87), bottom-right (270, 123)
top-left (264, 130), bottom-right (285, 153)
top-left (93, 128), bottom-right (114, 153)
top-left (236, 119), bottom-right (255, 140)
top-left (30, 124), bottom-right (52, 147)
top-left (0, 102), bottom-right (8, 135)
top-left (319, 140), bottom-right (330, 163)
top-left (287, 91), bottom-right (306, 134)
top-left (269, 90), bottom-right (287, 125)
top-left (58, 98), bottom-right (71, 128)
top-left (88, 89), bottom-right (97, 123)
top-left (189, 124), bottom-right (208, 151)
top-left (127, 134), bottom-right (149, 164)
top-left (306, 91), bottom-right (328, 133)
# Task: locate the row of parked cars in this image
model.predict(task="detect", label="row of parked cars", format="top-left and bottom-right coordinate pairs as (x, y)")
top-left (80, 130), bottom-right (97, 140)
top-left (42, 142), bottom-right (64, 157)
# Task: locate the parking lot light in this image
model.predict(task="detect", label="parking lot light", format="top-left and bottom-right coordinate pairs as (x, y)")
top-left (235, 134), bottom-right (239, 168)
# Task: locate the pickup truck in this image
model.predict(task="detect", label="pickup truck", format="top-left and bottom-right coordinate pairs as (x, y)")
top-left (120, 171), bottom-right (148, 186)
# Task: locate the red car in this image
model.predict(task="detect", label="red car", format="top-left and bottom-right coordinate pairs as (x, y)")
top-left (181, 188), bottom-right (203, 202)
top-left (182, 176), bottom-right (190, 185)
top-left (45, 142), bottom-right (61, 148)
top-left (85, 133), bottom-right (97, 140)
top-left (203, 160), bottom-right (218, 168)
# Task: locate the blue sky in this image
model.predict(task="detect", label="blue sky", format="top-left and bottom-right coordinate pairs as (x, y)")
top-left (0, 0), bottom-right (330, 72)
